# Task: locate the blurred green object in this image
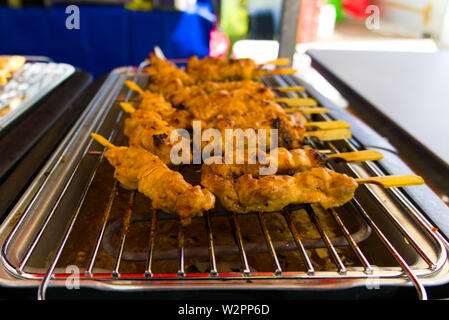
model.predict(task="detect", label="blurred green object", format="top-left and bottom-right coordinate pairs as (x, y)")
top-left (221, 0), bottom-right (249, 57)
top-left (328, 0), bottom-right (344, 21)
top-left (125, 0), bottom-right (153, 11)
top-left (221, 0), bottom-right (249, 38)
top-left (7, 0), bottom-right (22, 8)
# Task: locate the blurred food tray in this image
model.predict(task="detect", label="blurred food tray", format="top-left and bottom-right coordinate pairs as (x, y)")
top-left (0, 61), bottom-right (75, 133)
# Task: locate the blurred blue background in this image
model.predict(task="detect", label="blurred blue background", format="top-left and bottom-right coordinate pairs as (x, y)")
top-left (0, 3), bottom-right (215, 78)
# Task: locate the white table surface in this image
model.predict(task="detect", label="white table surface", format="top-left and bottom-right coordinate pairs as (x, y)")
top-left (307, 49), bottom-right (449, 166)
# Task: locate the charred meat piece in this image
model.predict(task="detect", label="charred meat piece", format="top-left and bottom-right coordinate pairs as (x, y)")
top-left (104, 145), bottom-right (215, 225)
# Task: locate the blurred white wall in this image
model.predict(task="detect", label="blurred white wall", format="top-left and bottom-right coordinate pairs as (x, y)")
top-left (374, 0), bottom-right (449, 47)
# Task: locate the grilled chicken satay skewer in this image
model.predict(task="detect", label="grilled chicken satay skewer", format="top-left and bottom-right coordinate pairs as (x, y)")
top-left (121, 98), bottom-right (346, 133)
top-left (125, 82), bottom-right (344, 138)
top-left (154, 55), bottom-right (292, 67)
top-left (150, 53), bottom-right (296, 82)
top-left (152, 46), bottom-right (291, 67)
top-left (151, 54), bottom-right (304, 91)
top-left (126, 79), bottom-right (307, 106)
top-left (203, 148), bottom-right (385, 179)
top-left (186, 55), bottom-right (297, 81)
top-left (123, 104), bottom-right (369, 169)
top-left (122, 100), bottom-right (351, 150)
top-left (90, 133), bottom-right (215, 225)
top-left (127, 79), bottom-right (317, 113)
top-left (125, 81), bottom-right (305, 149)
top-left (120, 104), bottom-right (178, 165)
top-left (201, 167), bottom-right (357, 213)
top-left (146, 54), bottom-right (317, 107)
top-left (201, 165), bottom-right (424, 214)
top-left (122, 85), bottom-right (193, 129)
top-left (122, 103), bottom-right (359, 170)
top-left (127, 76), bottom-right (348, 145)
top-left (150, 54), bottom-right (305, 91)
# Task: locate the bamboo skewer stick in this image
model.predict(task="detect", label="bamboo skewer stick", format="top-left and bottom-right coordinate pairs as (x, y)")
top-left (124, 80), bottom-right (145, 96)
top-left (274, 97), bottom-right (318, 107)
top-left (303, 129), bottom-right (352, 141)
top-left (264, 68), bottom-right (297, 76)
top-left (355, 175), bottom-right (424, 188)
top-left (328, 150), bottom-right (384, 162)
top-left (285, 107), bottom-right (329, 114)
top-left (262, 57), bottom-right (291, 66)
top-left (303, 120), bottom-right (350, 130)
top-left (272, 86), bottom-right (306, 92)
top-left (91, 133), bottom-right (115, 149)
top-left (153, 46), bottom-right (166, 60)
top-left (120, 102), bottom-right (136, 114)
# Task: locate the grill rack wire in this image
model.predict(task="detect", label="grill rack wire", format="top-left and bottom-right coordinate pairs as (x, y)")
top-left (0, 63), bottom-right (447, 300)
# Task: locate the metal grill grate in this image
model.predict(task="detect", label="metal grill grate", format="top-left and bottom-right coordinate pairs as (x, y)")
top-left (0, 65), bottom-right (447, 300)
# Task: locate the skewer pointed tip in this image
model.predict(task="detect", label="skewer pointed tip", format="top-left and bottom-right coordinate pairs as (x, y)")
top-left (120, 102), bottom-right (136, 114)
top-left (263, 57), bottom-right (291, 66)
top-left (90, 133), bottom-right (116, 149)
top-left (124, 80), bottom-right (145, 95)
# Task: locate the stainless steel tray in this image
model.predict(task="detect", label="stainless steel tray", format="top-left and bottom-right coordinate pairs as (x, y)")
top-left (0, 61), bottom-right (75, 132)
top-left (0, 66), bottom-right (448, 300)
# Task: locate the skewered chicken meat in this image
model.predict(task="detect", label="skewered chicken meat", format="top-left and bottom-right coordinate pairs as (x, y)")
top-left (136, 89), bottom-right (193, 129)
top-left (197, 80), bottom-right (276, 100)
top-left (104, 144), bottom-right (215, 225)
top-left (147, 53), bottom-right (195, 86)
top-left (201, 166), bottom-right (358, 213)
top-left (146, 57), bottom-right (275, 106)
top-left (204, 147), bottom-right (328, 178)
top-left (123, 109), bottom-right (179, 165)
top-left (141, 78), bottom-right (305, 148)
top-left (186, 56), bottom-right (265, 82)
